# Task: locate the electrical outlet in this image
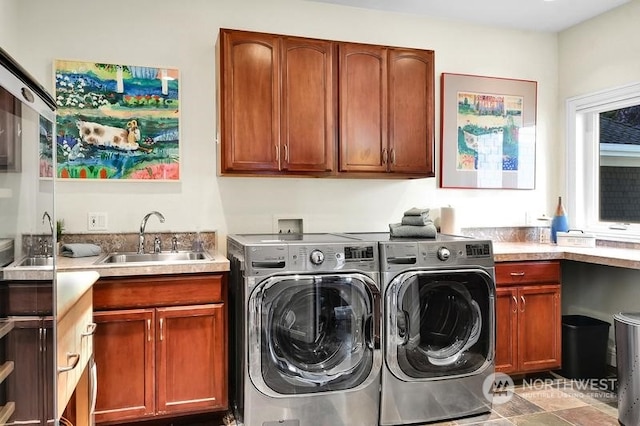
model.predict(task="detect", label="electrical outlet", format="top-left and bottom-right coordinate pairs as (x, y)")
top-left (87, 212), bottom-right (108, 231)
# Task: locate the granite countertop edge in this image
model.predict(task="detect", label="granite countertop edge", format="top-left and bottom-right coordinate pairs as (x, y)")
top-left (3, 250), bottom-right (230, 281)
top-left (493, 242), bottom-right (640, 270)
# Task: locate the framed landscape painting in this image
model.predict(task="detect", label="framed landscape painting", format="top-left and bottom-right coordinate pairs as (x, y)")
top-left (440, 73), bottom-right (537, 189)
top-left (54, 59), bottom-right (180, 180)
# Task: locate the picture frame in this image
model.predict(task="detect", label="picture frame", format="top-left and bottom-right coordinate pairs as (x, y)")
top-left (440, 73), bottom-right (537, 189)
top-left (54, 59), bottom-right (180, 180)
top-left (39, 115), bottom-right (54, 178)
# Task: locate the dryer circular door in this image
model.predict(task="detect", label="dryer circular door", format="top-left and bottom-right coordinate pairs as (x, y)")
top-left (248, 273), bottom-right (381, 396)
top-left (386, 268), bottom-right (495, 380)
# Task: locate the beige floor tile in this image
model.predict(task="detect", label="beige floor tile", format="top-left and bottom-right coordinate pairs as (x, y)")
top-left (491, 394), bottom-right (544, 418)
top-left (509, 412), bottom-right (573, 426)
top-left (591, 402), bottom-right (619, 418)
top-left (517, 387), bottom-right (588, 412)
top-left (554, 405), bottom-right (619, 426)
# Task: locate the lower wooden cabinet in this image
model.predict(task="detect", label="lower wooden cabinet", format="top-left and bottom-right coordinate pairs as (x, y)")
top-left (2, 281), bottom-right (54, 426)
top-left (5, 317), bottom-right (54, 425)
top-left (495, 261), bottom-right (561, 374)
top-left (92, 274), bottom-right (227, 424)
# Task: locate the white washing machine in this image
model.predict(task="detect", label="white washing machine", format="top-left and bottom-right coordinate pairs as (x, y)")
top-left (354, 233), bottom-right (496, 425)
top-left (227, 233), bottom-right (381, 426)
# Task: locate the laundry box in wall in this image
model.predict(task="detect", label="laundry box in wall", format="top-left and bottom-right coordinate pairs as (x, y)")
top-left (556, 231), bottom-right (596, 248)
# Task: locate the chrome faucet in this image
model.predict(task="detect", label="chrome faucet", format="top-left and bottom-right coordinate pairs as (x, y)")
top-left (138, 211), bottom-right (165, 254)
top-left (41, 211), bottom-right (54, 257)
top-left (42, 211), bottom-right (54, 235)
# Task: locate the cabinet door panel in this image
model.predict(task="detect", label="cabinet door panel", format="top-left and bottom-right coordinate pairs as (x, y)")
top-left (495, 287), bottom-right (518, 373)
top-left (156, 304), bottom-right (226, 414)
top-left (282, 37), bottom-right (335, 172)
top-left (339, 43), bottom-right (387, 172)
top-left (388, 49), bottom-right (434, 175)
top-left (518, 285), bottom-right (561, 372)
top-left (220, 30), bottom-right (280, 172)
top-left (6, 318), bottom-right (47, 424)
top-left (93, 309), bottom-right (155, 423)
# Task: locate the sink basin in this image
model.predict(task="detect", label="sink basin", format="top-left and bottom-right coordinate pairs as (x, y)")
top-left (16, 256), bottom-right (54, 267)
top-left (96, 251), bottom-right (210, 265)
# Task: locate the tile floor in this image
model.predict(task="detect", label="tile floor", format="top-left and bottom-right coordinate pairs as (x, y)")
top-left (211, 372), bottom-right (619, 426)
top-left (429, 372), bottom-right (619, 426)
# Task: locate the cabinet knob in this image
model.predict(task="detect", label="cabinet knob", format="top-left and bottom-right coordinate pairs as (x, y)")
top-left (382, 149), bottom-right (388, 164)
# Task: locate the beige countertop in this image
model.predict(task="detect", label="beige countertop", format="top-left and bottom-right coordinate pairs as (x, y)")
top-left (2, 250), bottom-right (230, 281)
top-left (494, 241), bottom-right (640, 270)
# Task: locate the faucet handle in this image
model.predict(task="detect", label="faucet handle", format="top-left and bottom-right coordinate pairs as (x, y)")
top-left (153, 236), bottom-right (162, 254)
top-left (171, 236), bottom-right (178, 253)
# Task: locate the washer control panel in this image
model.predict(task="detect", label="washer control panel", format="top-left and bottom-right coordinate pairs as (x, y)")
top-left (245, 243), bottom-right (378, 275)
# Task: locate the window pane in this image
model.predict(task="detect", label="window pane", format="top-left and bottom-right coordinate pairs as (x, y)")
top-left (599, 105), bottom-right (640, 223)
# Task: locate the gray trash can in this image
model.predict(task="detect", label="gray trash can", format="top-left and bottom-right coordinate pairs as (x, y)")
top-left (614, 312), bottom-right (640, 426)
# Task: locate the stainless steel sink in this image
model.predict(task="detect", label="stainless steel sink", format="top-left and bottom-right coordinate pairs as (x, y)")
top-left (96, 251), bottom-right (210, 265)
top-left (16, 256), bottom-right (54, 267)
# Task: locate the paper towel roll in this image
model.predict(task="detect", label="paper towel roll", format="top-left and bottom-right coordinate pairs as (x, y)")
top-left (440, 206), bottom-right (458, 235)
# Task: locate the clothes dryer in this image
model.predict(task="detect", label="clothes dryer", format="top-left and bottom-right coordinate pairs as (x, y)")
top-left (354, 233), bottom-right (496, 425)
top-left (227, 233), bottom-right (381, 426)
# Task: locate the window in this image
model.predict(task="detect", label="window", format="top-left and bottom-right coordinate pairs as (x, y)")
top-left (567, 82), bottom-right (640, 240)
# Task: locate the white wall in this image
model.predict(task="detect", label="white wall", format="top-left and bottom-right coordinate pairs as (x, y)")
top-left (0, 0), bottom-right (18, 55)
top-left (12, 0), bottom-right (560, 246)
top-left (558, 0), bottom-right (640, 366)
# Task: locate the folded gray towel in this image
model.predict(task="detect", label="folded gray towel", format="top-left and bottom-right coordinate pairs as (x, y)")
top-left (61, 243), bottom-right (102, 258)
top-left (389, 223), bottom-right (437, 238)
top-left (401, 213), bottom-right (432, 226)
top-left (404, 207), bottom-right (430, 216)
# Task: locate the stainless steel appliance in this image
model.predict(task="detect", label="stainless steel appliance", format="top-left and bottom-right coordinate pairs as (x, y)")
top-left (0, 46), bottom-right (57, 426)
top-left (227, 233), bottom-right (381, 426)
top-left (354, 233), bottom-right (496, 425)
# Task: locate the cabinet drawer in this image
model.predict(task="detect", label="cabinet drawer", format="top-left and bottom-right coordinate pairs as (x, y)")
top-left (94, 274), bottom-right (224, 309)
top-left (495, 261), bottom-right (560, 286)
top-left (57, 288), bottom-right (93, 415)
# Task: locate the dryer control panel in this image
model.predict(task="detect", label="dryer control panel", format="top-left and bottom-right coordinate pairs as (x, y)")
top-left (380, 239), bottom-right (494, 271)
top-left (244, 243), bottom-right (379, 276)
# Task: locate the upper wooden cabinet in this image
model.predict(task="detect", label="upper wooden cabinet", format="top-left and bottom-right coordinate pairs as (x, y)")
top-left (338, 43), bottom-right (387, 173)
top-left (217, 28), bottom-right (435, 178)
top-left (387, 49), bottom-right (435, 175)
top-left (339, 45), bottom-right (434, 176)
top-left (217, 29), bottom-right (335, 174)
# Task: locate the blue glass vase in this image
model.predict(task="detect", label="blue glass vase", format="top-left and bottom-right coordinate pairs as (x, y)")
top-left (550, 196), bottom-right (568, 243)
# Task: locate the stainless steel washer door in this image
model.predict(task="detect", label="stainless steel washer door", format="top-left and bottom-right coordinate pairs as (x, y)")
top-left (249, 273), bottom-right (380, 396)
top-left (386, 269), bottom-right (494, 380)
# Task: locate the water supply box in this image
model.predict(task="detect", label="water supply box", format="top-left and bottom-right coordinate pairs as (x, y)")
top-left (556, 231), bottom-right (596, 248)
